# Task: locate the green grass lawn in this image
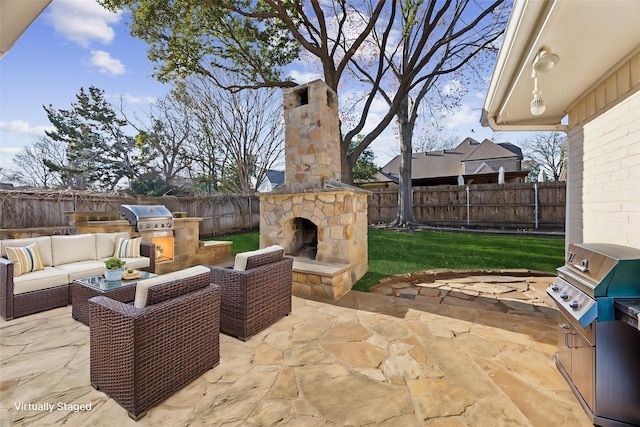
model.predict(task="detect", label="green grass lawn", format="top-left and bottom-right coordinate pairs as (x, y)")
top-left (209, 229), bottom-right (565, 292)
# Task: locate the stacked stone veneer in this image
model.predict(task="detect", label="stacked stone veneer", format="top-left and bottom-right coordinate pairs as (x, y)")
top-left (260, 188), bottom-right (368, 299)
top-left (259, 80), bottom-right (369, 300)
top-left (283, 80), bottom-right (341, 190)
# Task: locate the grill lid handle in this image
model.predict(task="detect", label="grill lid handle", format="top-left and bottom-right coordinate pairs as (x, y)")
top-left (573, 259), bottom-right (589, 273)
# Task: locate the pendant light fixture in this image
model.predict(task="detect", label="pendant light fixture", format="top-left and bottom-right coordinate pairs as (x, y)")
top-left (530, 48), bottom-right (560, 116)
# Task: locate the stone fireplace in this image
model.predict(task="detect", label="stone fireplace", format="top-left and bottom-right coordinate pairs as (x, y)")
top-left (259, 80), bottom-right (369, 300)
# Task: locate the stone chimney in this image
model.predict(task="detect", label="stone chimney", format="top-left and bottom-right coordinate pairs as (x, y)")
top-left (260, 79), bottom-right (369, 301)
top-left (283, 80), bottom-right (341, 190)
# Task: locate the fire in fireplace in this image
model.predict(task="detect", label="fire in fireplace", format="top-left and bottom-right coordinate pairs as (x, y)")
top-left (152, 236), bottom-right (175, 262)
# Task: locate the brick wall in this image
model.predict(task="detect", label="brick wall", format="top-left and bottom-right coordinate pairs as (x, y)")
top-left (566, 51), bottom-right (640, 246)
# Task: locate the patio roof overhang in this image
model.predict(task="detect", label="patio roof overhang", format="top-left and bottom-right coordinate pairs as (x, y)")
top-left (481, 0), bottom-right (640, 132)
top-left (0, 0), bottom-right (51, 58)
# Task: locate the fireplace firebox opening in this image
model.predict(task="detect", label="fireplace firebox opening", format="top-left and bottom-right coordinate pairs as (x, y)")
top-left (288, 218), bottom-right (318, 260)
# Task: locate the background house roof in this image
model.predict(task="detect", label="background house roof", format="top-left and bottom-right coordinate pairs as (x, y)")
top-left (481, 0), bottom-right (640, 131)
top-left (0, 0), bottom-right (51, 57)
top-left (381, 138), bottom-right (522, 182)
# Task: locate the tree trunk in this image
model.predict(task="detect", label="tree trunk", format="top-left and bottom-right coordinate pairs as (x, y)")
top-left (341, 149), bottom-right (354, 185)
top-left (392, 95), bottom-right (416, 227)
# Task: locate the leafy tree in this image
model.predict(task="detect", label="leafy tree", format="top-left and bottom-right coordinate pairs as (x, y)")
top-left (348, 136), bottom-right (379, 184)
top-left (522, 159), bottom-right (541, 183)
top-left (43, 86), bottom-right (146, 190)
top-left (522, 132), bottom-right (567, 181)
top-left (130, 171), bottom-right (181, 196)
top-left (97, 0), bottom-right (385, 183)
top-left (99, 0), bottom-right (506, 227)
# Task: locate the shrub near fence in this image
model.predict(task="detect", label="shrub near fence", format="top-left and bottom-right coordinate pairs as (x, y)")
top-left (0, 190), bottom-right (259, 238)
top-left (368, 182), bottom-right (566, 230)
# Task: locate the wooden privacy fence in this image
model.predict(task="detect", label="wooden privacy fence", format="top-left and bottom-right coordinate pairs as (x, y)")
top-left (0, 183), bottom-right (565, 237)
top-left (368, 182), bottom-right (566, 230)
top-left (0, 190), bottom-right (259, 237)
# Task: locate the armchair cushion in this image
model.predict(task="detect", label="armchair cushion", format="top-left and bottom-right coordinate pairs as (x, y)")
top-left (233, 245), bottom-right (284, 271)
top-left (133, 266), bottom-right (211, 308)
top-left (5, 243), bottom-right (44, 276)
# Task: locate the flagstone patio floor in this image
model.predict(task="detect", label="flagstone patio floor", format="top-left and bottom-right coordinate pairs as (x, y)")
top-left (0, 271), bottom-right (592, 426)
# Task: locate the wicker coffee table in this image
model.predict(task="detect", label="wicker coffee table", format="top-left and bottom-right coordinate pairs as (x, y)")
top-left (71, 273), bottom-right (156, 325)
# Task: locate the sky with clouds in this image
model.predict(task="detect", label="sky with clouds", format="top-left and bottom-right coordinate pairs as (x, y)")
top-left (0, 0), bottom-right (524, 180)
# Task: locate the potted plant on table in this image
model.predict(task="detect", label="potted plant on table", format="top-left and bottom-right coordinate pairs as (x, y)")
top-left (104, 257), bottom-right (126, 281)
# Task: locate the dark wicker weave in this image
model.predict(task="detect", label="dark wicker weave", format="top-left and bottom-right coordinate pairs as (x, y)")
top-left (71, 279), bottom-right (138, 326)
top-left (0, 257), bottom-right (69, 320)
top-left (139, 242), bottom-right (155, 273)
top-left (0, 241), bottom-right (155, 320)
top-left (207, 250), bottom-right (293, 341)
top-left (89, 276), bottom-right (220, 420)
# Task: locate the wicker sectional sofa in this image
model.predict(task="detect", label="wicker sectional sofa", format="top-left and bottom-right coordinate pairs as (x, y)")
top-left (0, 232), bottom-right (155, 320)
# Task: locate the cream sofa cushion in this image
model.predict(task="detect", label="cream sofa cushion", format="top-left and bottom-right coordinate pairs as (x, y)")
top-left (96, 232), bottom-right (130, 259)
top-left (55, 260), bottom-right (105, 282)
top-left (134, 265), bottom-right (210, 308)
top-left (234, 245), bottom-right (283, 271)
top-left (1, 236), bottom-right (53, 267)
top-left (51, 234), bottom-right (97, 266)
top-left (13, 267), bottom-right (69, 294)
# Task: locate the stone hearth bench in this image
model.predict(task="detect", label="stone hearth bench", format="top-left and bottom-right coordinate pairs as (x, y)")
top-left (0, 232), bottom-right (154, 320)
top-left (291, 259), bottom-right (351, 300)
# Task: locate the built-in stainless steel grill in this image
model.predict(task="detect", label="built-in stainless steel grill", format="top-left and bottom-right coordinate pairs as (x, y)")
top-left (120, 205), bottom-right (174, 232)
top-left (548, 243), bottom-right (640, 427)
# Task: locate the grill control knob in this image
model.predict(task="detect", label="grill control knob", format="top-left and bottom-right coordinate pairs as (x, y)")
top-left (145, 224), bottom-right (150, 229)
top-left (551, 284), bottom-right (559, 291)
top-left (560, 292), bottom-right (569, 300)
top-left (569, 301), bottom-right (580, 309)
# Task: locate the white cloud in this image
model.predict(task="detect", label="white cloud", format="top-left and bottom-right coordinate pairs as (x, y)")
top-left (0, 120), bottom-right (53, 136)
top-left (48, 0), bottom-right (121, 47)
top-left (443, 103), bottom-right (480, 130)
top-left (288, 69), bottom-right (322, 85)
top-left (110, 93), bottom-right (157, 105)
top-left (89, 50), bottom-right (125, 75)
top-left (0, 146), bottom-right (22, 156)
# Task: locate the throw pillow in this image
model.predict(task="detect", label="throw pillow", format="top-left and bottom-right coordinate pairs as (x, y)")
top-left (6, 243), bottom-right (44, 277)
top-left (114, 237), bottom-right (142, 258)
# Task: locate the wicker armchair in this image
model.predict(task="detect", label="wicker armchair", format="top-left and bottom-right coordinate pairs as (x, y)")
top-left (89, 272), bottom-right (220, 420)
top-left (207, 246), bottom-right (293, 341)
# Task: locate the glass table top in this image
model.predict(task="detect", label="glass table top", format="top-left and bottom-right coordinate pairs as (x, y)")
top-left (75, 272), bottom-right (157, 291)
